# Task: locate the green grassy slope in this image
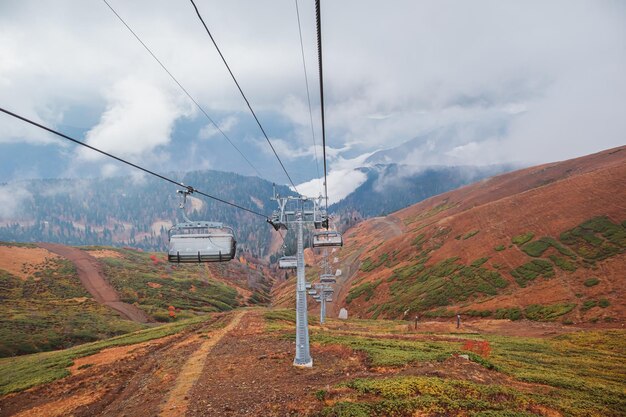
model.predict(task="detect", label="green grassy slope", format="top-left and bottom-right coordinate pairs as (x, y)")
top-left (265, 311), bottom-right (626, 417)
top-left (347, 216), bottom-right (625, 322)
top-left (0, 257), bottom-right (143, 357)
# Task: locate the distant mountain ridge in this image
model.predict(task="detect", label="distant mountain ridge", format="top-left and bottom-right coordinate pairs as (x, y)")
top-left (0, 171), bottom-right (294, 257)
top-left (330, 163), bottom-right (512, 219)
top-left (1, 164), bottom-right (513, 255)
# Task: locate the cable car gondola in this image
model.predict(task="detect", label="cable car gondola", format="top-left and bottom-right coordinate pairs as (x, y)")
top-left (279, 256), bottom-right (298, 269)
top-left (168, 189), bottom-right (236, 263)
top-left (312, 230), bottom-right (343, 248)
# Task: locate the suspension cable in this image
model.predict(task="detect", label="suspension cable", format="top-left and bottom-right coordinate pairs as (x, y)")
top-left (315, 0), bottom-right (329, 217)
top-left (101, 0), bottom-right (263, 179)
top-left (0, 107), bottom-right (268, 219)
top-left (188, 0), bottom-right (299, 194)
top-left (294, 0), bottom-right (322, 195)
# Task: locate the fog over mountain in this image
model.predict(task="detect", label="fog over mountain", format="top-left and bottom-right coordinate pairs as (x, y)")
top-left (1, 1), bottom-right (624, 200)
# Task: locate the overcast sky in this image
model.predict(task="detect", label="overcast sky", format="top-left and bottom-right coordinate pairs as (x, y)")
top-left (0, 0), bottom-right (624, 202)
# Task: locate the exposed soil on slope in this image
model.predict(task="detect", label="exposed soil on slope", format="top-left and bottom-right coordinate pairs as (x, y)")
top-left (0, 246), bottom-right (60, 280)
top-left (86, 249), bottom-right (124, 259)
top-left (37, 243), bottom-right (151, 323)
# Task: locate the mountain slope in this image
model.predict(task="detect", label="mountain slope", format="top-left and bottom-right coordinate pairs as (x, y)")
top-left (0, 242), bottom-right (273, 357)
top-left (280, 146), bottom-right (626, 324)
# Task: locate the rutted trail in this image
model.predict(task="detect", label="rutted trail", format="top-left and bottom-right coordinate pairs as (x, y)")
top-left (185, 310), bottom-right (367, 416)
top-left (37, 243), bottom-right (151, 323)
top-left (159, 310), bottom-right (245, 417)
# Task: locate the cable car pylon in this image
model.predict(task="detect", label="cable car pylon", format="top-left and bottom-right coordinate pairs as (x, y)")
top-left (269, 186), bottom-right (327, 367)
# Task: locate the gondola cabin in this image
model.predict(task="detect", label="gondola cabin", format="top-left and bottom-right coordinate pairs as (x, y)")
top-left (278, 256), bottom-right (298, 269)
top-left (320, 273), bottom-right (336, 284)
top-left (168, 221), bottom-right (236, 263)
top-left (312, 230), bottom-right (343, 248)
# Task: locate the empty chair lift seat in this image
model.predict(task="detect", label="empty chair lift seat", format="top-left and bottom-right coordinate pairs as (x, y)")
top-left (168, 221), bottom-right (236, 263)
top-left (320, 274), bottom-right (336, 284)
top-left (312, 230), bottom-right (343, 248)
top-left (279, 256), bottom-right (298, 269)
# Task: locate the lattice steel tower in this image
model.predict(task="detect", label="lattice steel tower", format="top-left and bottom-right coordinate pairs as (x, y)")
top-left (269, 188), bottom-right (326, 367)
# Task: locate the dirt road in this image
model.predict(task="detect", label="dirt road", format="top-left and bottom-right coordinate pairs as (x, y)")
top-left (371, 215), bottom-right (405, 238)
top-left (0, 310), bottom-right (368, 417)
top-left (0, 313), bottom-right (231, 417)
top-left (160, 311), bottom-right (246, 416)
top-left (37, 243), bottom-right (151, 323)
top-left (186, 310), bottom-right (366, 416)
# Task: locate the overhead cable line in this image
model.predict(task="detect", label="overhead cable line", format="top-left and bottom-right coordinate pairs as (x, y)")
top-left (0, 107), bottom-right (268, 219)
top-left (314, 0), bottom-right (329, 216)
top-left (188, 0), bottom-right (300, 194)
top-left (294, 0), bottom-right (322, 195)
top-left (101, 0), bottom-right (263, 179)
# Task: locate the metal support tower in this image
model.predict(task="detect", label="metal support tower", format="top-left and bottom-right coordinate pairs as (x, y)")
top-left (312, 282), bottom-right (333, 324)
top-left (269, 187), bottom-right (326, 368)
top-left (319, 290), bottom-right (327, 324)
top-left (294, 210), bottom-right (312, 367)
top-left (320, 249), bottom-right (329, 324)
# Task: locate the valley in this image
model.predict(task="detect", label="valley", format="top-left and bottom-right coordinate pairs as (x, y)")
top-left (0, 146), bottom-right (625, 416)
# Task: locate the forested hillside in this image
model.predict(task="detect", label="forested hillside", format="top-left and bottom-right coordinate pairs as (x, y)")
top-left (1, 166), bottom-right (512, 257)
top-left (0, 171), bottom-right (294, 258)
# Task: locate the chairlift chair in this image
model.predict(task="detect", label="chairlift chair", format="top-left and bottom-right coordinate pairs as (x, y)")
top-left (305, 282), bottom-right (312, 289)
top-left (278, 256), bottom-right (298, 269)
top-left (325, 296), bottom-right (333, 302)
top-left (320, 273), bottom-right (337, 284)
top-left (312, 230), bottom-right (343, 248)
top-left (168, 189), bottom-right (236, 263)
top-left (307, 289), bottom-right (317, 295)
top-left (168, 221), bottom-right (236, 263)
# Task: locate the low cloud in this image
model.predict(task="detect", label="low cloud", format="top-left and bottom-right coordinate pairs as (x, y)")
top-left (198, 115), bottom-right (238, 140)
top-left (0, 183), bottom-right (32, 219)
top-left (77, 78), bottom-right (190, 161)
top-left (295, 168), bottom-right (367, 205)
top-left (1, 1), bottom-right (624, 184)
